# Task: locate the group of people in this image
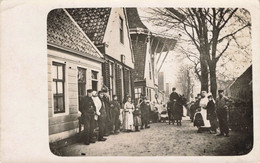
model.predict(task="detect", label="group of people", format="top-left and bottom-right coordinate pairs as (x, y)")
top-left (79, 88), bottom-right (152, 145)
top-left (190, 90), bottom-right (230, 137)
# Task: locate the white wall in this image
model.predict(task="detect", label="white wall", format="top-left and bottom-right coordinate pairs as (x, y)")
top-left (103, 8), bottom-right (134, 69)
top-left (48, 47), bottom-right (102, 142)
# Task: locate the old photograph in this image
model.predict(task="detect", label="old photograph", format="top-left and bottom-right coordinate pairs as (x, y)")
top-left (47, 8), bottom-right (253, 156)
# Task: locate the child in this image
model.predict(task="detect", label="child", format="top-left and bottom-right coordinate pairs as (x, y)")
top-left (133, 106), bottom-right (142, 132)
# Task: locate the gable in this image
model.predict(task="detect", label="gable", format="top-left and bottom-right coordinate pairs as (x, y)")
top-left (102, 8), bottom-right (134, 68)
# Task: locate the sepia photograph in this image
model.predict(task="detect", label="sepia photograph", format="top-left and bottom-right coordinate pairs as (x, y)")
top-left (47, 7), bottom-right (253, 156)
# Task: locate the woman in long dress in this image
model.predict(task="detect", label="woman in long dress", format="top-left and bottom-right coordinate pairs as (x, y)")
top-left (197, 91), bottom-right (211, 132)
top-left (123, 97), bottom-right (134, 132)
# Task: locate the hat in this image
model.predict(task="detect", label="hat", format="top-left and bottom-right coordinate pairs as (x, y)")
top-left (207, 95), bottom-right (213, 98)
top-left (172, 87), bottom-right (176, 91)
top-left (87, 89), bottom-right (93, 93)
top-left (218, 90), bottom-right (224, 93)
top-left (197, 93), bottom-right (201, 96)
top-left (101, 86), bottom-right (109, 93)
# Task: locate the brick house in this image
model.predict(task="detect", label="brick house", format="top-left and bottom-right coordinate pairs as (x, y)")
top-left (66, 8), bottom-right (135, 104)
top-left (47, 9), bottom-right (104, 143)
top-left (126, 8), bottom-right (177, 104)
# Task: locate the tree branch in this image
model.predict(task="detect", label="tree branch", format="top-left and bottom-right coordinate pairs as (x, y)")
top-left (218, 23), bottom-right (250, 43)
top-left (216, 39), bottom-right (231, 62)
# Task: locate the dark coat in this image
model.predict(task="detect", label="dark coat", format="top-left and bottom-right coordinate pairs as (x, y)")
top-left (194, 112), bottom-right (204, 127)
top-left (110, 100), bottom-right (120, 116)
top-left (170, 92), bottom-right (179, 102)
top-left (140, 102), bottom-right (150, 115)
top-left (81, 96), bottom-right (96, 116)
top-left (99, 97), bottom-right (107, 118)
top-left (206, 100), bottom-right (217, 120)
top-left (103, 95), bottom-right (111, 121)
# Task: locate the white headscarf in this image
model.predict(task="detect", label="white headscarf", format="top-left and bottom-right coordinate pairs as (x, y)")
top-left (92, 91), bottom-right (102, 115)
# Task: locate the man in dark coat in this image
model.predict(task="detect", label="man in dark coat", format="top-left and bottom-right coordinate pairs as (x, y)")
top-left (140, 98), bottom-right (151, 129)
top-left (189, 101), bottom-right (196, 122)
top-left (110, 95), bottom-right (121, 134)
top-left (216, 90), bottom-right (229, 137)
top-left (97, 91), bottom-right (107, 141)
top-left (206, 95), bottom-right (218, 134)
top-left (81, 89), bottom-right (96, 145)
top-left (170, 87), bottom-right (179, 103)
top-left (102, 88), bottom-right (112, 136)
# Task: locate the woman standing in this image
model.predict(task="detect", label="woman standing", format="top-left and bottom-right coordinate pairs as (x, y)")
top-left (123, 96), bottom-right (134, 132)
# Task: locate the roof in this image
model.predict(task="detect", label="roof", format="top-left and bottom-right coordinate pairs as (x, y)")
top-left (66, 8), bottom-right (111, 45)
top-left (47, 9), bottom-right (103, 59)
top-left (125, 8), bottom-right (148, 30)
top-left (230, 65), bottom-right (252, 89)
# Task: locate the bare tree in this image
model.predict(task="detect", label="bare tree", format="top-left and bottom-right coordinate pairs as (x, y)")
top-left (145, 8), bottom-right (251, 99)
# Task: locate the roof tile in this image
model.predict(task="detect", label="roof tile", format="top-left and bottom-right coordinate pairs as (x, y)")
top-left (66, 8), bottom-right (111, 45)
top-left (47, 9), bottom-right (101, 58)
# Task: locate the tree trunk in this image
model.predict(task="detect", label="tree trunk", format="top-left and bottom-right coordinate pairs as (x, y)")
top-left (209, 63), bottom-right (217, 99)
top-left (200, 49), bottom-right (209, 92)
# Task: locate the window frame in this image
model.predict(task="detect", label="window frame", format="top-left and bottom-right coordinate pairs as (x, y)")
top-left (52, 61), bottom-right (65, 114)
top-left (119, 16), bottom-right (124, 44)
top-left (91, 70), bottom-right (99, 91)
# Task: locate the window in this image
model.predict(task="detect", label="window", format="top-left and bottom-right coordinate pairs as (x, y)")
top-left (91, 70), bottom-right (98, 91)
top-left (78, 67), bottom-right (86, 107)
top-left (119, 16), bottom-right (124, 44)
top-left (52, 62), bottom-right (65, 114)
top-left (109, 63), bottom-right (114, 97)
top-left (135, 88), bottom-right (142, 100)
top-left (149, 63), bottom-right (152, 80)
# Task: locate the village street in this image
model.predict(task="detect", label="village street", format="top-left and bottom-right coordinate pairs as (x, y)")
top-left (57, 117), bottom-right (252, 156)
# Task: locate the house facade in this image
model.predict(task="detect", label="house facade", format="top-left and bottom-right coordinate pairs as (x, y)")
top-left (47, 9), bottom-right (104, 143)
top-left (126, 8), bottom-right (177, 104)
top-left (66, 8), bottom-right (135, 104)
top-left (229, 65), bottom-right (252, 102)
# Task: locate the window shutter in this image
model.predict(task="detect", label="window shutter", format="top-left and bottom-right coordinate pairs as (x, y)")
top-left (123, 68), bottom-right (129, 96)
top-left (102, 60), bottom-right (110, 90)
top-left (130, 69), bottom-right (134, 98)
top-left (115, 64), bottom-right (122, 103)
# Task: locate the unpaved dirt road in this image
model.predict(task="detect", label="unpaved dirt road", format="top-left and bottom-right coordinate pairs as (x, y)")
top-left (57, 118), bottom-right (252, 156)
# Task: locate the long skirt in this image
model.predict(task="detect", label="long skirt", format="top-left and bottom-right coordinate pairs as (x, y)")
top-left (200, 108), bottom-right (211, 128)
top-left (123, 111), bottom-right (134, 131)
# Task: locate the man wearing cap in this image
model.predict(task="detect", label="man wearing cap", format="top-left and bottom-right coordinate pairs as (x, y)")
top-left (216, 90), bottom-right (229, 137)
top-left (81, 89), bottom-right (96, 145)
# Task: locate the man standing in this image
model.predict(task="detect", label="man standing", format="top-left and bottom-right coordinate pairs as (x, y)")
top-left (140, 97), bottom-right (151, 129)
top-left (189, 101), bottom-right (196, 122)
top-left (81, 89), bottom-right (96, 145)
top-left (216, 90), bottom-right (229, 137)
top-left (110, 95), bottom-right (121, 134)
top-left (102, 88), bottom-right (112, 135)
